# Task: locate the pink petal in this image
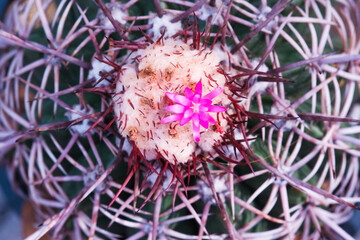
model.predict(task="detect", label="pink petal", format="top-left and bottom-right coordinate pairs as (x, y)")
top-left (180, 117), bottom-right (192, 126)
top-left (163, 81), bottom-right (226, 143)
top-left (204, 87), bottom-right (223, 100)
top-left (194, 80), bottom-right (202, 97)
top-left (183, 109), bottom-right (193, 119)
top-left (200, 99), bottom-right (212, 106)
top-left (199, 118), bottom-right (209, 129)
top-left (198, 112), bottom-right (210, 129)
top-left (192, 114), bottom-right (200, 127)
top-left (199, 105), bottom-right (208, 112)
top-left (166, 104), bottom-right (186, 113)
top-left (161, 114), bottom-right (182, 124)
top-left (208, 114), bottom-right (216, 125)
top-left (185, 87), bottom-right (194, 99)
top-left (166, 92), bottom-right (191, 106)
top-left (199, 112), bottom-right (208, 121)
top-left (193, 95), bottom-right (201, 104)
top-left (207, 105), bottom-right (226, 113)
top-left (192, 119), bottom-right (200, 142)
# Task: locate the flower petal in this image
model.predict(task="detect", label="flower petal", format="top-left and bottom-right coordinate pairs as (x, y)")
top-left (179, 116), bottom-right (192, 126)
top-left (199, 118), bottom-right (209, 129)
top-left (208, 114), bottom-right (216, 124)
top-left (161, 114), bottom-right (182, 124)
top-left (204, 87), bottom-right (223, 100)
top-left (207, 105), bottom-right (227, 113)
top-left (200, 99), bottom-right (212, 106)
top-left (162, 81), bottom-right (226, 143)
top-left (199, 105), bottom-right (208, 112)
top-left (199, 112), bottom-right (208, 121)
top-left (194, 80), bottom-right (202, 97)
top-left (192, 119), bottom-right (200, 142)
top-left (192, 114), bottom-right (200, 127)
top-left (183, 109), bottom-right (193, 119)
top-left (185, 87), bottom-right (194, 99)
top-left (198, 112), bottom-right (210, 129)
top-left (166, 104), bottom-right (187, 113)
top-left (166, 92), bottom-right (191, 106)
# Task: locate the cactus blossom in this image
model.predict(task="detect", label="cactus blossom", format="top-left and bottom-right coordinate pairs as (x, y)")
top-left (162, 80), bottom-right (226, 142)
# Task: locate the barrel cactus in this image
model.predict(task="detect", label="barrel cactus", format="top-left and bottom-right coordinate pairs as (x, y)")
top-left (1, 0), bottom-right (360, 239)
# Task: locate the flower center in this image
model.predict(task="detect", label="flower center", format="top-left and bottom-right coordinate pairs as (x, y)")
top-left (192, 102), bottom-right (200, 113)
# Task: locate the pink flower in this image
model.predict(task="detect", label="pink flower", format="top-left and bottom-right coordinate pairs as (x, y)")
top-left (161, 81), bottom-right (226, 142)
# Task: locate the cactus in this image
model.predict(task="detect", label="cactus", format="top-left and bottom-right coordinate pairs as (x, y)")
top-left (1, 0), bottom-right (360, 239)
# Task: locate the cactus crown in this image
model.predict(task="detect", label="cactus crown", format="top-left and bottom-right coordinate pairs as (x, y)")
top-left (1, 0), bottom-right (360, 239)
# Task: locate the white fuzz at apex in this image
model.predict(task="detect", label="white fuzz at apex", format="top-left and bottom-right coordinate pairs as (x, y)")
top-left (113, 38), bottom-right (232, 164)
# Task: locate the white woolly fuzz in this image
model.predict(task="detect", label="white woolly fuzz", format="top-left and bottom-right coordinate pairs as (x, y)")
top-left (255, 6), bottom-right (279, 31)
top-left (113, 38), bottom-right (232, 164)
top-left (65, 104), bottom-right (94, 134)
top-left (148, 13), bottom-right (182, 39)
top-left (88, 58), bottom-right (114, 86)
top-left (147, 168), bottom-right (174, 190)
top-left (198, 0), bottom-right (229, 25)
top-left (198, 176), bottom-right (228, 204)
top-left (97, 2), bottom-right (128, 30)
top-left (249, 59), bottom-right (272, 96)
top-left (270, 100), bottom-right (297, 131)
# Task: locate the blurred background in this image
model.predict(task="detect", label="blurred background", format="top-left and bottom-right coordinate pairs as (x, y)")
top-left (0, 166), bottom-right (22, 239)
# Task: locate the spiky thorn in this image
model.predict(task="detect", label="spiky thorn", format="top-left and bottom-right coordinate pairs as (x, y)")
top-left (152, 194), bottom-right (162, 240)
top-left (220, 0), bottom-right (233, 46)
top-left (228, 163), bottom-right (235, 221)
top-left (254, 8), bottom-right (295, 72)
top-left (89, 190), bottom-right (101, 239)
top-left (106, 189), bottom-right (139, 229)
top-left (171, 181), bottom-right (180, 210)
top-left (42, 133), bottom-right (83, 182)
top-left (230, 0), bottom-right (291, 54)
top-left (268, 52), bottom-right (337, 74)
top-left (244, 111), bottom-right (297, 128)
top-left (224, 131), bottom-right (254, 173)
top-left (201, 153), bottom-right (237, 175)
top-left (192, 12), bottom-right (200, 50)
top-left (198, 201), bottom-right (211, 239)
top-left (26, 154), bottom-right (121, 240)
top-left (134, 144), bottom-right (159, 174)
top-left (75, 3), bottom-right (102, 59)
top-left (226, 96), bottom-right (255, 172)
top-left (93, 0), bottom-right (128, 41)
top-left (154, 0), bottom-right (164, 18)
top-left (210, 23), bottom-right (227, 50)
top-left (170, 0), bottom-right (207, 23)
top-left (297, 113), bottom-right (360, 124)
top-left (138, 161), bottom-right (168, 211)
top-left (94, 55), bottom-right (123, 72)
top-left (201, 15), bottom-right (213, 49)
top-left (107, 155), bottom-right (140, 209)
top-left (243, 146), bottom-right (360, 211)
top-left (0, 29), bottom-right (91, 69)
top-left (176, 189), bottom-right (209, 236)
top-left (139, 28), bottom-right (154, 44)
top-left (155, 28), bottom-right (166, 46)
top-left (84, 104), bottom-right (114, 134)
top-left (133, 163), bottom-right (140, 212)
top-left (231, 64), bottom-right (292, 83)
top-left (202, 161), bottom-right (240, 240)
top-left (184, 19), bottom-right (189, 44)
top-left (110, 38), bottom-right (148, 50)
